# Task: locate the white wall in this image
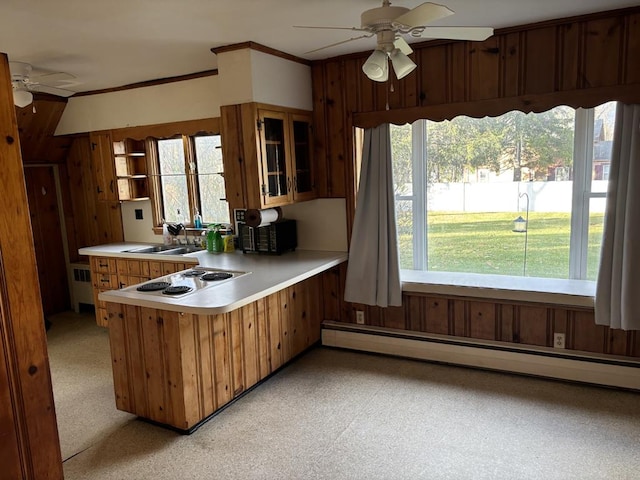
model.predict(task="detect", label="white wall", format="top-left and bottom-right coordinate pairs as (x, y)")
top-left (120, 200), bottom-right (159, 243)
top-left (216, 48), bottom-right (312, 110)
top-left (250, 50), bottom-right (312, 111)
top-left (55, 75), bottom-right (221, 135)
top-left (281, 199), bottom-right (348, 252)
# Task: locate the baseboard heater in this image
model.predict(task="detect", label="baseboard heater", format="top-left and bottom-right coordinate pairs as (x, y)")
top-left (321, 322), bottom-right (640, 390)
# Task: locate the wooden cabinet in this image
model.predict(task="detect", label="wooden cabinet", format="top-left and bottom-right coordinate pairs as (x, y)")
top-left (257, 109), bottom-right (315, 206)
top-left (113, 138), bottom-right (149, 201)
top-left (221, 103), bottom-right (316, 211)
top-left (90, 132), bottom-right (118, 202)
top-left (90, 256), bottom-right (118, 327)
top-left (105, 273), bottom-right (323, 431)
top-left (89, 255), bottom-right (195, 327)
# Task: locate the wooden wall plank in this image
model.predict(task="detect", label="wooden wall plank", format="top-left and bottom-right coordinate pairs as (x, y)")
top-left (500, 304), bottom-right (515, 342)
top-left (517, 306), bottom-right (550, 347)
top-left (267, 293), bottom-right (284, 372)
top-left (468, 37), bottom-right (501, 101)
top-left (213, 314), bottom-right (233, 407)
top-left (425, 296), bottom-right (449, 335)
top-left (220, 105), bottom-right (247, 214)
top-left (572, 310), bottom-right (608, 353)
top-left (256, 298), bottom-right (270, 379)
top-left (419, 45), bottom-right (448, 106)
top-left (197, 315), bottom-right (216, 416)
top-left (106, 303), bottom-right (131, 412)
top-left (558, 23), bottom-right (580, 91)
top-left (452, 299), bottom-right (466, 337)
top-left (241, 303), bottom-right (260, 388)
top-left (468, 301), bottom-right (496, 340)
top-left (523, 27), bottom-right (557, 94)
top-left (141, 307), bottom-right (167, 423)
top-left (582, 17), bottom-right (624, 88)
top-left (124, 305), bottom-right (148, 418)
top-left (312, 64), bottom-right (330, 198)
top-left (230, 308), bottom-right (245, 396)
top-left (501, 32), bottom-right (521, 98)
top-left (624, 14), bottom-right (640, 84)
top-left (324, 61), bottom-right (347, 197)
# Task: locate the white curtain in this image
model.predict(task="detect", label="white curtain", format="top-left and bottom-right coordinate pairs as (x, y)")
top-left (595, 104), bottom-right (640, 330)
top-left (344, 124), bottom-right (402, 307)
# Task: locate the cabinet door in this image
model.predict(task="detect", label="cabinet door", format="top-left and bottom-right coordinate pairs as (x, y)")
top-left (90, 132), bottom-right (118, 202)
top-left (258, 110), bottom-right (293, 206)
top-left (290, 114), bottom-right (315, 202)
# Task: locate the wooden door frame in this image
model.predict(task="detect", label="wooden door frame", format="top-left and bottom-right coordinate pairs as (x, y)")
top-left (0, 53), bottom-right (63, 478)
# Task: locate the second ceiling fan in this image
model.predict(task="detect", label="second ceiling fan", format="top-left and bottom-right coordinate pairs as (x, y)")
top-left (296, 1), bottom-right (493, 82)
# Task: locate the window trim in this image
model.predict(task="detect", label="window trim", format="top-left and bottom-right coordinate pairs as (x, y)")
top-left (149, 132), bottom-right (228, 231)
top-left (396, 104), bottom-right (611, 281)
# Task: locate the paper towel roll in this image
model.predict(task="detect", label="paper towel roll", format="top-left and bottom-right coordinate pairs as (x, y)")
top-left (245, 207), bottom-right (282, 227)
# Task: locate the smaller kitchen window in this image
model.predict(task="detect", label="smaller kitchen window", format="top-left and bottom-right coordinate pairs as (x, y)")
top-left (151, 134), bottom-right (229, 227)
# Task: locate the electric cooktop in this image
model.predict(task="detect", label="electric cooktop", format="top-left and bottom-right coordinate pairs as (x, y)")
top-left (132, 267), bottom-right (250, 298)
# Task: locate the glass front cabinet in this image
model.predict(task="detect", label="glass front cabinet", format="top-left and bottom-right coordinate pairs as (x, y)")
top-left (257, 109), bottom-right (315, 207)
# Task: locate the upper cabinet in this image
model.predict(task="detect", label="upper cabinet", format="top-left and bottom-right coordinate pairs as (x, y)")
top-left (90, 132), bottom-right (118, 202)
top-left (112, 138), bottom-right (149, 201)
top-left (221, 103), bottom-right (316, 211)
top-left (90, 132), bottom-right (149, 202)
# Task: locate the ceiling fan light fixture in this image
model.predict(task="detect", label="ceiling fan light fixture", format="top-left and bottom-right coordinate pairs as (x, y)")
top-left (389, 48), bottom-right (417, 80)
top-left (13, 87), bottom-right (33, 108)
top-left (362, 48), bottom-right (389, 82)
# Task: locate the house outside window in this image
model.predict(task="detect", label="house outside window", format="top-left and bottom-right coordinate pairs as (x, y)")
top-left (154, 134), bottom-right (229, 226)
top-left (391, 102), bottom-right (616, 281)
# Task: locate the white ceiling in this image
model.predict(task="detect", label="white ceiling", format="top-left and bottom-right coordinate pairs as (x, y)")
top-left (1, 0), bottom-right (637, 93)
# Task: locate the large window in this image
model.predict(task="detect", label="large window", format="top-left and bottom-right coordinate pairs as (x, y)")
top-left (155, 134), bottom-right (229, 226)
top-left (391, 102), bottom-right (616, 281)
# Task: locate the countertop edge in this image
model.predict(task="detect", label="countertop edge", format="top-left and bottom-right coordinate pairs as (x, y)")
top-left (98, 252), bottom-right (347, 315)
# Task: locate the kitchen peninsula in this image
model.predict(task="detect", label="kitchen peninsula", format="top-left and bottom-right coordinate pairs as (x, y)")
top-left (80, 244), bottom-right (347, 432)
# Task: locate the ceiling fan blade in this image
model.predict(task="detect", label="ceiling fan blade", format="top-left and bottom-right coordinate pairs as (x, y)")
top-left (29, 84), bottom-right (75, 97)
top-left (393, 37), bottom-right (413, 55)
top-left (304, 34), bottom-right (374, 54)
top-left (417, 26), bottom-right (494, 41)
top-left (294, 25), bottom-right (368, 32)
top-left (30, 71), bottom-right (76, 84)
top-left (393, 2), bottom-right (454, 28)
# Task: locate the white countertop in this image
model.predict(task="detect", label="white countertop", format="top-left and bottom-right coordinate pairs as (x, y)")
top-left (83, 244), bottom-right (347, 315)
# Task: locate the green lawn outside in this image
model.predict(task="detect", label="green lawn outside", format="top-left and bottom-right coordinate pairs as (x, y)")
top-left (397, 211), bottom-right (604, 280)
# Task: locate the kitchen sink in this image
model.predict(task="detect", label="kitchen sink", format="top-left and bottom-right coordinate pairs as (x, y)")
top-left (124, 245), bottom-right (204, 255)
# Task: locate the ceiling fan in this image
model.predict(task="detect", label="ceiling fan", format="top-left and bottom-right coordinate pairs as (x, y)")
top-left (295, 1), bottom-right (493, 82)
top-left (10, 61), bottom-right (76, 108)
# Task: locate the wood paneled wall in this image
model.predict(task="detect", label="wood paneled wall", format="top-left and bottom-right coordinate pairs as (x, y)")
top-left (15, 94), bottom-right (71, 164)
top-left (312, 7), bottom-right (640, 356)
top-left (322, 265), bottom-right (640, 358)
top-left (312, 7), bottom-right (640, 202)
top-left (65, 135), bottom-right (124, 263)
top-left (0, 53), bottom-right (63, 479)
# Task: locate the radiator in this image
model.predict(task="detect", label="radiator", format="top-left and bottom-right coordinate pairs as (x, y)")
top-left (69, 263), bottom-right (93, 312)
top-left (322, 322), bottom-right (640, 390)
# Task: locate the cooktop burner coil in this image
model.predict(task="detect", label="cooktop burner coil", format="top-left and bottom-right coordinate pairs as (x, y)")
top-left (183, 269), bottom-right (206, 277)
top-left (201, 272), bottom-right (233, 281)
top-left (162, 285), bottom-right (193, 295)
top-left (136, 281), bottom-right (171, 292)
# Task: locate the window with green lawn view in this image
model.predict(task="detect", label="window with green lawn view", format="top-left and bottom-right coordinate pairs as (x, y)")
top-left (391, 101), bottom-right (616, 281)
top-left (155, 134), bottom-right (229, 226)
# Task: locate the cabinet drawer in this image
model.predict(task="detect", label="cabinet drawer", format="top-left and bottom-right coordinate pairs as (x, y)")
top-left (95, 273), bottom-right (118, 290)
top-left (94, 257), bottom-right (117, 274)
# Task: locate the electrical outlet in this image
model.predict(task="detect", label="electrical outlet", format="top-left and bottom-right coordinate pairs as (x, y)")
top-left (553, 332), bottom-right (566, 349)
top-left (356, 310), bottom-right (365, 325)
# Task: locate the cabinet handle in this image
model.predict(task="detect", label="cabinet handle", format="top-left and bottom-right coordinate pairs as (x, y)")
top-left (99, 262), bottom-right (108, 268)
top-left (287, 177), bottom-right (292, 193)
top-left (293, 176), bottom-right (297, 193)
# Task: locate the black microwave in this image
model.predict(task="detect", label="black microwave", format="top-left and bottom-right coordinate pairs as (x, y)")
top-left (238, 219), bottom-right (297, 254)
